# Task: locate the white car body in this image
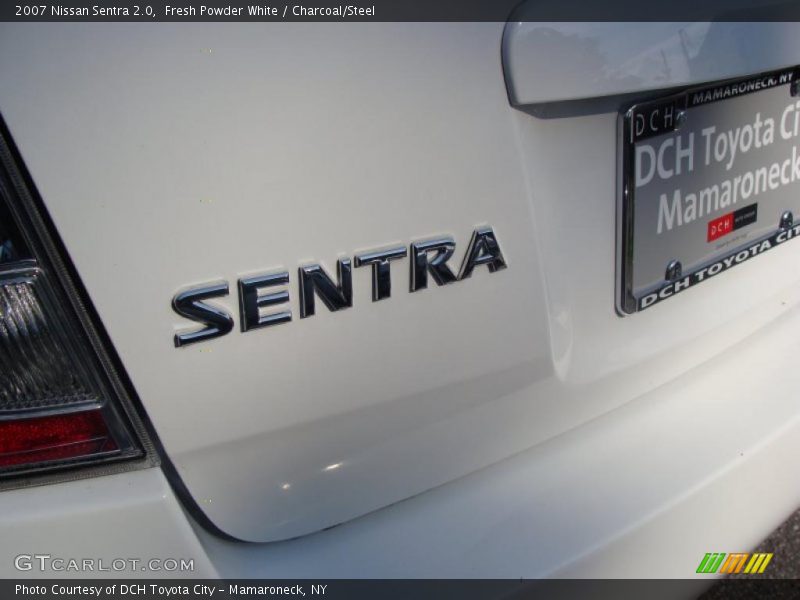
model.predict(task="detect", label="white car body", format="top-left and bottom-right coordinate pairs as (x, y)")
top-left (0, 20), bottom-right (799, 581)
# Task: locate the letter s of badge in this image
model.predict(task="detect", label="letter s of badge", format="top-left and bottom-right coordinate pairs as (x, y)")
top-left (172, 283), bottom-right (234, 347)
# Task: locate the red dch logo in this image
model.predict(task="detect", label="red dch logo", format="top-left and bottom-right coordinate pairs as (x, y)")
top-left (708, 212), bottom-right (734, 242)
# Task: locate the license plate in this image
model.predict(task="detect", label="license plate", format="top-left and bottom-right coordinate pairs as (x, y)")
top-left (617, 66), bottom-right (800, 314)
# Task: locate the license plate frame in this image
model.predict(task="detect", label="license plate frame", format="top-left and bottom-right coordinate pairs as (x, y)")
top-left (617, 66), bottom-right (800, 315)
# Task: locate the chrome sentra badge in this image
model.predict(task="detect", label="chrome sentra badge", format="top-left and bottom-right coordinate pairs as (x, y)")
top-left (172, 226), bottom-right (506, 347)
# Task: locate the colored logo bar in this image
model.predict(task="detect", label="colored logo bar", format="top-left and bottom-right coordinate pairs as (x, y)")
top-left (696, 552), bottom-right (773, 574)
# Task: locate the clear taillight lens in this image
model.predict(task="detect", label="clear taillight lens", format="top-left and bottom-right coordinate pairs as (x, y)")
top-left (1, 263), bottom-right (103, 412)
top-left (0, 122), bottom-right (146, 478)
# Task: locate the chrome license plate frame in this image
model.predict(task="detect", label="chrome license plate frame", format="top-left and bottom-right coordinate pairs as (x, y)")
top-left (618, 66), bottom-right (800, 314)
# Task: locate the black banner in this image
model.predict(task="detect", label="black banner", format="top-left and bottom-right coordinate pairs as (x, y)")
top-left (4, 579), bottom-right (800, 600)
top-left (3, 0), bottom-right (800, 22)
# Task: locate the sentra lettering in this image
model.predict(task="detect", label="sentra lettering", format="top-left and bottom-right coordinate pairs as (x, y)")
top-left (172, 226), bottom-right (508, 347)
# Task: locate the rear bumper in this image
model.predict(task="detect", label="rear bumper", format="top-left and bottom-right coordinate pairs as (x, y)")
top-left (1, 294), bottom-right (799, 579)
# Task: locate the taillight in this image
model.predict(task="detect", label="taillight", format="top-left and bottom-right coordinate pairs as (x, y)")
top-left (0, 410), bottom-right (117, 468)
top-left (0, 120), bottom-right (148, 479)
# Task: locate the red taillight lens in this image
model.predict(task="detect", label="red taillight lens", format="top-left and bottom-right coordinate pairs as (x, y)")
top-left (0, 409), bottom-right (118, 467)
top-left (0, 119), bottom-right (146, 480)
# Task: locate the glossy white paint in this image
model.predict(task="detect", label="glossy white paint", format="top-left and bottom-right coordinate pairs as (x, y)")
top-left (198, 295), bottom-right (800, 576)
top-left (0, 469), bottom-right (216, 578)
top-left (504, 22), bottom-right (800, 105)
top-left (5, 288), bottom-right (798, 578)
top-left (1, 22), bottom-right (799, 549)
